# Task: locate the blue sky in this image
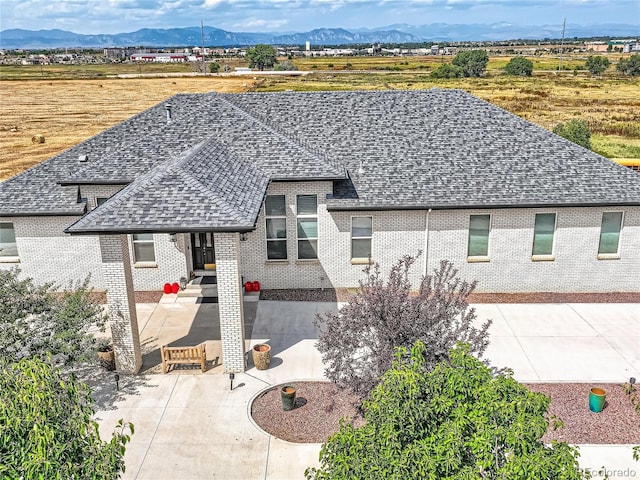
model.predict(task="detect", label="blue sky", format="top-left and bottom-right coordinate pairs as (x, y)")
top-left (1, 0), bottom-right (638, 34)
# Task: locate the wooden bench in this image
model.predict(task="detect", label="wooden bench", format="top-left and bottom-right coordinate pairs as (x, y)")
top-left (161, 343), bottom-right (206, 373)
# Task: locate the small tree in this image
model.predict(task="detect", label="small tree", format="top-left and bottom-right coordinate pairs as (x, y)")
top-left (617, 54), bottom-right (640, 76)
top-left (0, 268), bottom-right (107, 365)
top-left (0, 357), bottom-right (133, 479)
top-left (505, 56), bottom-right (534, 76)
top-left (246, 44), bottom-right (278, 71)
top-left (314, 256), bottom-right (491, 397)
top-left (553, 118), bottom-right (591, 150)
top-left (452, 49), bottom-right (489, 77)
top-left (306, 342), bottom-right (586, 480)
top-left (209, 62), bottom-right (220, 73)
top-left (430, 63), bottom-right (463, 78)
top-left (585, 55), bottom-right (610, 75)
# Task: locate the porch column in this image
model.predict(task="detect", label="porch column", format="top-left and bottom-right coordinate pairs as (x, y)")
top-left (99, 234), bottom-right (142, 374)
top-left (214, 232), bottom-right (246, 373)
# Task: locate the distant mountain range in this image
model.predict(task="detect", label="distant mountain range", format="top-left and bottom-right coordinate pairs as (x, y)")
top-left (1, 23), bottom-right (638, 49)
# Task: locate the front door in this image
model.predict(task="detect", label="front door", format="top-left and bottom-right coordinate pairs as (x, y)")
top-left (191, 233), bottom-right (215, 270)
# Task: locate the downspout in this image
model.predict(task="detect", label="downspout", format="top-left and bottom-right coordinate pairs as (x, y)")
top-left (424, 208), bottom-right (432, 276)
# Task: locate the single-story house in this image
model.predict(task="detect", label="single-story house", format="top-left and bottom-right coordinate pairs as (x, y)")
top-left (1, 89), bottom-right (639, 373)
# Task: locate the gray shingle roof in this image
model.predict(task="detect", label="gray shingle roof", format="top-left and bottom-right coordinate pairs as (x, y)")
top-left (2, 88), bottom-right (640, 233)
top-left (65, 139), bottom-right (269, 233)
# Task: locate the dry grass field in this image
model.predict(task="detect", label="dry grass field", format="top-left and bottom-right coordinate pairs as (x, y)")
top-left (0, 76), bottom-right (257, 180)
top-left (1, 55), bottom-right (638, 180)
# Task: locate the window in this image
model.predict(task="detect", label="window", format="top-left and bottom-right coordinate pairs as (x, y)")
top-left (297, 194), bottom-right (318, 260)
top-left (265, 195), bottom-right (287, 260)
top-left (0, 222), bottom-right (18, 257)
top-left (467, 214), bottom-right (490, 258)
top-left (132, 233), bottom-right (155, 263)
top-left (351, 216), bottom-right (372, 260)
top-left (598, 212), bottom-right (623, 256)
top-left (532, 213), bottom-right (556, 257)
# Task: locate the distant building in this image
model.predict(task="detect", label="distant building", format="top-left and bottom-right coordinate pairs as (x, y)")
top-left (130, 53), bottom-right (189, 63)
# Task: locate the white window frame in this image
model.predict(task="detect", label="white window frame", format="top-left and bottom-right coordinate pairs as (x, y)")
top-left (296, 194), bottom-right (318, 260)
top-left (0, 222), bottom-right (20, 263)
top-left (531, 212), bottom-right (557, 261)
top-left (467, 213), bottom-right (491, 262)
top-left (132, 233), bottom-right (156, 265)
top-left (351, 216), bottom-right (373, 263)
top-left (265, 195), bottom-right (288, 261)
top-left (597, 211), bottom-right (624, 259)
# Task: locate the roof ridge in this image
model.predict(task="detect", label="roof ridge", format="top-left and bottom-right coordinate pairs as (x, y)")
top-left (219, 93), bottom-right (345, 176)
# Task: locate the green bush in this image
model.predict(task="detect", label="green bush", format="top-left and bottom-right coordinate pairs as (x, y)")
top-left (505, 56), bottom-right (534, 76)
top-left (0, 358), bottom-right (133, 479)
top-left (431, 63), bottom-right (464, 78)
top-left (585, 55), bottom-right (610, 75)
top-left (617, 54), bottom-right (640, 76)
top-left (452, 49), bottom-right (489, 77)
top-left (553, 118), bottom-right (591, 150)
top-left (306, 342), bottom-right (585, 480)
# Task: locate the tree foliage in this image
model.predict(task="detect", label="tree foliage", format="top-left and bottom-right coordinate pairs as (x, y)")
top-left (0, 268), bottom-right (107, 365)
top-left (553, 118), bottom-right (591, 150)
top-left (617, 54), bottom-right (640, 76)
top-left (452, 49), bottom-right (489, 77)
top-left (585, 55), bottom-right (610, 75)
top-left (306, 342), bottom-right (586, 480)
top-left (0, 357), bottom-right (133, 479)
top-left (246, 44), bottom-right (278, 71)
top-left (209, 62), bottom-right (220, 73)
top-left (314, 256), bottom-right (491, 397)
top-left (504, 56), bottom-right (533, 76)
top-left (430, 63), bottom-right (464, 78)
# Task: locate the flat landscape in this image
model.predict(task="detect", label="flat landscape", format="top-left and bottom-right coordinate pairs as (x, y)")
top-left (1, 55), bottom-right (638, 180)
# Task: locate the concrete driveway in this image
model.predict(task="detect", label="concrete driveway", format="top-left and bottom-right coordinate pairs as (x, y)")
top-left (94, 300), bottom-right (640, 479)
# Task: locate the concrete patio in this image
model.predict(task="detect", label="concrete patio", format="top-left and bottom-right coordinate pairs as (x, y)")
top-left (94, 299), bottom-right (640, 479)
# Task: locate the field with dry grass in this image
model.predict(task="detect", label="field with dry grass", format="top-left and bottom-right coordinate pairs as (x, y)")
top-left (1, 55), bottom-right (638, 180)
top-left (0, 76), bottom-right (257, 179)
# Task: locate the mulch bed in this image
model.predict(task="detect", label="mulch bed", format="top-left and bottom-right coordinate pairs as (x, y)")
top-left (251, 381), bottom-right (640, 444)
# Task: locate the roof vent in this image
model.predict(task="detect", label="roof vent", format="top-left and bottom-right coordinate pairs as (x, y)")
top-left (165, 104), bottom-right (172, 122)
top-left (78, 154), bottom-right (88, 163)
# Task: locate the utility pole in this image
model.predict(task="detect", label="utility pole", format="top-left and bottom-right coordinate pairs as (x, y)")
top-left (201, 20), bottom-right (206, 75)
top-left (558, 18), bottom-right (566, 73)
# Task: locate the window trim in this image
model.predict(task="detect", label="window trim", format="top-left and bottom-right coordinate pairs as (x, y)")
top-left (0, 222), bottom-right (20, 262)
top-left (131, 233), bottom-right (156, 265)
top-left (296, 194), bottom-right (318, 261)
top-left (351, 215), bottom-right (373, 263)
top-left (265, 194), bottom-right (288, 261)
top-left (531, 212), bottom-right (557, 261)
top-left (467, 213), bottom-right (491, 262)
top-left (597, 211), bottom-right (624, 260)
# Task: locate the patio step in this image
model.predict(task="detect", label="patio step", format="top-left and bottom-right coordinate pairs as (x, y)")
top-left (177, 279), bottom-right (218, 298)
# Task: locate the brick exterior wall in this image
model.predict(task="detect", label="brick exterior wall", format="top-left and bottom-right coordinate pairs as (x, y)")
top-left (238, 182), bottom-right (640, 293)
top-left (214, 232), bottom-right (246, 373)
top-left (428, 206), bottom-right (640, 293)
top-left (99, 235), bottom-right (142, 373)
top-left (0, 216), bottom-right (105, 288)
top-left (0, 216), bottom-right (189, 292)
top-left (2, 184), bottom-right (639, 295)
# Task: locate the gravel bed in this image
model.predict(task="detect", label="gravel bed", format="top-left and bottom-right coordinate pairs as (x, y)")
top-left (251, 382), bottom-right (364, 443)
top-left (526, 383), bottom-right (640, 444)
top-left (259, 289), bottom-right (640, 303)
top-left (251, 381), bottom-right (640, 444)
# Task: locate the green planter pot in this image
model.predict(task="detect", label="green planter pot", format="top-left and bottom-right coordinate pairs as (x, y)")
top-left (281, 385), bottom-right (296, 411)
top-left (589, 387), bottom-right (606, 413)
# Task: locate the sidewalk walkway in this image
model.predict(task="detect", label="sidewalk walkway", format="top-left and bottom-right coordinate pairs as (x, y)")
top-left (94, 301), bottom-right (640, 479)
